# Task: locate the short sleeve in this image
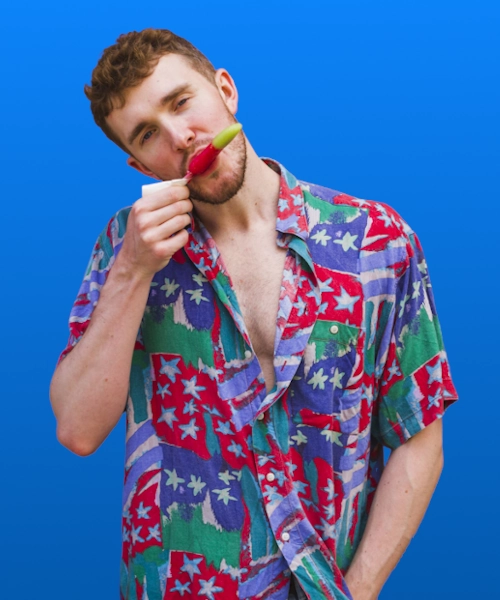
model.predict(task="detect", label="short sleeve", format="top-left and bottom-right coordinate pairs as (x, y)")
top-left (373, 216), bottom-right (459, 450)
top-left (57, 208), bottom-right (131, 365)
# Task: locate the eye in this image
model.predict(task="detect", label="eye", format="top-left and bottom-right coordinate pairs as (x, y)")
top-left (141, 130), bottom-right (154, 145)
top-left (176, 97), bottom-right (189, 109)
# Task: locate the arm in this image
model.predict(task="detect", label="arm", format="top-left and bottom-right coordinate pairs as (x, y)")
top-left (344, 418), bottom-right (444, 600)
top-left (50, 186), bottom-right (193, 456)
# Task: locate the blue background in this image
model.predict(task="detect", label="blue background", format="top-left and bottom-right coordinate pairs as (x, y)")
top-left (2, 0), bottom-right (498, 597)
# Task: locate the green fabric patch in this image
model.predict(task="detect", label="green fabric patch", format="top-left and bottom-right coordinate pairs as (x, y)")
top-left (288, 236), bottom-right (315, 273)
top-left (219, 305), bottom-right (246, 362)
top-left (132, 347), bottom-right (149, 369)
top-left (303, 460), bottom-right (319, 505)
top-left (240, 466), bottom-right (277, 560)
top-left (130, 363), bottom-right (148, 424)
top-left (203, 412), bottom-right (221, 456)
top-left (271, 399), bottom-right (290, 453)
top-left (309, 320), bottom-right (360, 361)
top-left (378, 376), bottom-right (426, 449)
top-left (252, 419), bottom-right (271, 454)
top-left (144, 560), bottom-right (162, 600)
top-left (303, 189), bottom-right (360, 224)
top-left (302, 550), bottom-right (351, 599)
top-left (162, 503), bottom-right (240, 568)
top-left (397, 307), bottom-right (442, 377)
top-left (116, 207), bottom-right (131, 238)
top-left (142, 305), bottom-right (214, 369)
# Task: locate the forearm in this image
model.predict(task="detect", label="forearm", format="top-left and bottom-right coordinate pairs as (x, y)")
top-left (344, 420), bottom-right (444, 599)
top-left (50, 254), bottom-right (151, 455)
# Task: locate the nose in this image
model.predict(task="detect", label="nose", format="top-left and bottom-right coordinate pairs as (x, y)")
top-left (163, 118), bottom-right (195, 153)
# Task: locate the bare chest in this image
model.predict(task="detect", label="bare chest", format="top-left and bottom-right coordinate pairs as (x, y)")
top-left (218, 235), bottom-right (288, 392)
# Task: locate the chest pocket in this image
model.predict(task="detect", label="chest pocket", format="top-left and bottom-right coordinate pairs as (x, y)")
top-left (290, 319), bottom-right (362, 434)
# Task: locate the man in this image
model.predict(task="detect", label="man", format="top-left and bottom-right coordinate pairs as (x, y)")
top-left (50, 28), bottom-right (458, 600)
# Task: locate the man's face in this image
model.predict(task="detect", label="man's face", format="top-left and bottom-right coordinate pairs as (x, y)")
top-left (106, 53), bottom-right (247, 205)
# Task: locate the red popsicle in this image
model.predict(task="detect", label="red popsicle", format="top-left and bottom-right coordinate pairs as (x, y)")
top-left (185, 123), bottom-right (243, 181)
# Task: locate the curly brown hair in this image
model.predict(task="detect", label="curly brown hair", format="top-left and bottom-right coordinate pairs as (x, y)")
top-left (84, 28), bottom-right (216, 154)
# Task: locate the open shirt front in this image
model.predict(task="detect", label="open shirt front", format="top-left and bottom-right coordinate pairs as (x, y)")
top-left (59, 158), bottom-right (458, 600)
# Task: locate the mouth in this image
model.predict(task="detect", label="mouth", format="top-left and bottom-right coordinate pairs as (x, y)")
top-left (193, 154), bottom-right (220, 180)
top-left (186, 144), bottom-right (210, 173)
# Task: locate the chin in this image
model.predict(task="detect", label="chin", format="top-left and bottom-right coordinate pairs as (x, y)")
top-left (189, 157), bottom-right (246, 206)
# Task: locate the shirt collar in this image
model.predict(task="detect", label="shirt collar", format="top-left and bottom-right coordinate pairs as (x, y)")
top-left (187, 158), bottom-right (310, 241)
top-left (261, 157), bottom-right (309, 241)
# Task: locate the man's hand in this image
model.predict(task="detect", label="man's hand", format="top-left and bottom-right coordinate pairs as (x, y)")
top-left (119, 184), bottom-right (193, 280)
top-left (344, 418), bottom-right (444, 599)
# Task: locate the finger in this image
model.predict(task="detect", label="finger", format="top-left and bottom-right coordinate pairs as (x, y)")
top-left (144, 213), bottom-right (192, 244)
top-left (155, 228), bottom-right (190, 257)
top-left (149, 199), bottom-right (193, 227)
top-left (140, 184), bottom-right (190, 210)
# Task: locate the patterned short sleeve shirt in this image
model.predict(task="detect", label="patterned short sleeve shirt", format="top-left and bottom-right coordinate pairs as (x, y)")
top-left (59, 158), bottom-right (458, 600)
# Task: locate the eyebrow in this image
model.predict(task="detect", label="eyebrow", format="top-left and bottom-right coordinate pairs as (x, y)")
top-left (126, 83), bottom-right (193, 147)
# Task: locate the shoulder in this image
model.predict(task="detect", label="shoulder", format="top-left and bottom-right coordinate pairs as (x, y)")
top-left (96, 206), bottom-right (132, 256)
top-left (85, 206), bottom-right (132, 274)
top-left (300, 180), bottom-right (417, 276)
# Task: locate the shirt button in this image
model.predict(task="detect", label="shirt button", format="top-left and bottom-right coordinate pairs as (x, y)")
top-left (257, 413), bottom-right (265, 421)
top-left (266, 473), bottom-right (276, 482)
top-left (244, 350), bottom-right (252, 359)
top-left (330, 324), bottom-right (339, 334)
top-left (281, 532), bottom-right (290, 542)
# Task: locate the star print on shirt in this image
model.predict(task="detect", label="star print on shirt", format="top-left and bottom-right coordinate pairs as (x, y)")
top-left (215, 420), bottom-right (234, 436)
top-left (219, 470), bottom-right (236, 485)
top-left (182, 376), bottom-right (206, 400)
top-left (333, 231), bottom-right (358, 252)
top-left (146, 524), bottom-right (161, 541)
top-left (187, 475), bottom-right (206, 496)
top-left (311, 229), bottom-right (332, 246)
top-left (183, 398), bottom-right (199, 415)
top-left (170, 579), bottom-right (191, 596)
top-left (330, 368), bottom-right (345, 389)
top-left (291, 430), bottom-right (308, 446)
top-left (308, 368), bottom-right (328, 390)
top-left (427, 392), bottom-right (441, 409)
top-left (186, 289), bottom-right (209, 305)
top-left (198, 576), bottom-right (224, 600)
top-left (321, 428), bottom-right (343, 446)
top-left (164, 469), bottom-right (185, 491)
top-left (159, 357), bottom-right (181, 383)
top-left (180, 554), bottom-right (203, 580)
top-left (160, 278), bottom-right (179, 297)
top-left (212, 488), bottom-right (237, 505)
top-left (426, 360), bottom-right (443, 385)
top-left (136, 502), bottom-right (152, 519)
top-left (317, 517), bottom-right (336, 540)
top-left (398, 294), bottom-right (411, 318)
top-left (192, 273), bottom-right (208, 286)
top-left (322, 479), bottom-right (336, 501)
top-left (157, 382), bottom-right (171, 399)
top-left (157, 406), bottom-right (178, 428)
top-left (386, 359), bottom-right (402, 381)
top-left (333, 287), bottom-right (360, 313)
top-left (131, 525), bottom-right (144, 544)
top-left (179, 418), bottom-right (200, 440)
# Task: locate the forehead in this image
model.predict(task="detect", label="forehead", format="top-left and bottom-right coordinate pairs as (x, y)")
top-left (106, 54), bottom-right (209, 137)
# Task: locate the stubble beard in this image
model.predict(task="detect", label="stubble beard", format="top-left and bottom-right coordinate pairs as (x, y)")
top-left (186, 132), bottom-right (247, 206)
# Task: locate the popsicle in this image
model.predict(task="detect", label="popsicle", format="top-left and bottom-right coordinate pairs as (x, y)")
top-left (185, 122), bottom-right (243, 181)
top-left (142, 122), bottom-right (243, 196)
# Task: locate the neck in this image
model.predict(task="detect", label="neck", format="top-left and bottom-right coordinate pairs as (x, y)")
top-left (191, 141), bottom-right (281, 239)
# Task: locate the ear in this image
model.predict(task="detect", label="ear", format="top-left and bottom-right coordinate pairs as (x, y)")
top-left (214, 68), bottom-right (239, 116)
top-left (126, 156), bottom-right (161, 180)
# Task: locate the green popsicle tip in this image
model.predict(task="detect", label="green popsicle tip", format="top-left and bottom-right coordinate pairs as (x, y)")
top-left (212, 123), bottom-right (243, 150)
